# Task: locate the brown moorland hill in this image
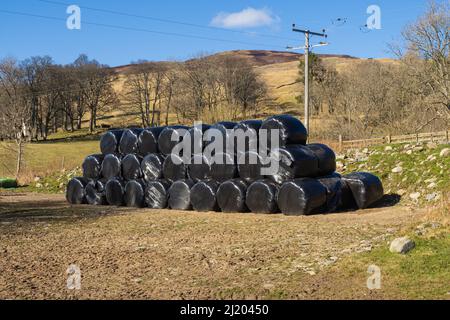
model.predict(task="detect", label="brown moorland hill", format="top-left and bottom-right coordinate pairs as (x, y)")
top-left (107, 50), bottom-right (396, 127)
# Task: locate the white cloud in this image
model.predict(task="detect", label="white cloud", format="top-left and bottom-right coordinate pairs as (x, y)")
top-left (210, 7), bottom-right (279, 29)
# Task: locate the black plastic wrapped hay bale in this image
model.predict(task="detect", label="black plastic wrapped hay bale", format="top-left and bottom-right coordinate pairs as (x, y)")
top-left (340, 179), bottom-right (358, 210)
top-left (190, 180), bottom-right (220, 212)
top-left (101, 154), bottom-right (122, 179)
top-left (138, 127), bottom-right (165, 156)
top-left (82, 154), bottom-right (104, 180)
top-left (237, 151), bottom-right (266, 183)
top-left (66, 177), bottom-right (91, 204)
top-left (85, 179), bottom-right (107, 205)
top-left (188, 154), bottom-right (212, 182)
top-left (163, 154), bottom-right (187, 182)
top-left (260, 114), bottom-right (308, 150)
top-left (105, 178), bottom-right (126, 206)
top-left (121, 154), bottom-right (143, 181)
top-left (119, 128), bottom-right (144, 155)
top-left (268, 145), bottom-right (319, 184)
top-left (210, 152), bottom-right (237, 183)
top-left (246, 180), bottom-right (280, 214)
top-left (277, 178), bottom-right (327, 215)
top-left (141, 153), bottom-right (165, 183)
top-left (317, 173), bottom-right (343, 213)
top-left (158, 125), bottom-right (189, 156)
top-left (145, 180), bottom-right (171, 209)
top-left (124, 180), bottom-right (146, 208)
top-left (233, 120), bottom-right (262, 157)
top-left (307, 144), bottom-right (336, 176)
top-left (184, 124), bottom-right (211, 155)
top-left (100, 130), bottom-right (123, 155)
top-left (168, 179), bottom-right (195, 210)
top-left (204, 121), bottom-right (237, 154)
top-left (342, 172), bottom-right (384, 209)
top-left (216, 179), bottom-right (249, 213)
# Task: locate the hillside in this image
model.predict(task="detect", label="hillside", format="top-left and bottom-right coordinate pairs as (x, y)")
top-left (107, 50), bottom-right (397, 128)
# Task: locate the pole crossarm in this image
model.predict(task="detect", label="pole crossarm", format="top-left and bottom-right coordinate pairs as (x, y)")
top-left (292, 28), bottom-right (327, 38)
top-left (287, 24), bottom-right (329, 140)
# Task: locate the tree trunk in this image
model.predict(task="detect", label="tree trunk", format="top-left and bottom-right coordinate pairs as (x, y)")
top-left (89, 108), bottom-right (95, 133)
top-left (165, 90), bottom-right (172, 126)
top-left (15, 138), bottom-right (23, 179)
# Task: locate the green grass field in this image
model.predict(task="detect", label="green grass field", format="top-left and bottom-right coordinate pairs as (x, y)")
top-left (0, 139), bottom-right (99, 181)
top-left (337, 225), bottom-right (450, 299)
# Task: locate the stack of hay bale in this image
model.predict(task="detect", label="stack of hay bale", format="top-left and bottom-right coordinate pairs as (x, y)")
top-left (66, 114), bottom-right (384, 215)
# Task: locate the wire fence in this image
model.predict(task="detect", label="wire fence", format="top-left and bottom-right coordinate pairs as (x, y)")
top-left (338, 129), bottom-right (450, 152)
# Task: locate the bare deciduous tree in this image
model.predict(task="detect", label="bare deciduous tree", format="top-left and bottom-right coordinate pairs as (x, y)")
top-left (0, 58), bottom-right (30, 178)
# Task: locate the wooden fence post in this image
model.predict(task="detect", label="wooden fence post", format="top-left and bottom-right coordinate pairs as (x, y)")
top-left (446, 130), bottom-right (449, 143)
top-left (387, 134), bottom-right (391, 144)
top-left (416, 133), bottom-right (419, 143)
top-left (338, 134), bottom-right (343, 152)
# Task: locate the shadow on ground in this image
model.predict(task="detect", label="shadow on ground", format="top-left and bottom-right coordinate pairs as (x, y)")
top-left (0, 196), bottom-right (122, 224)
top-left (373, 193), bottom-right (402, 208)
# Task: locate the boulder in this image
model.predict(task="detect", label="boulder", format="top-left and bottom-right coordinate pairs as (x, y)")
top-left (389, 237), bottom-right (415, 254)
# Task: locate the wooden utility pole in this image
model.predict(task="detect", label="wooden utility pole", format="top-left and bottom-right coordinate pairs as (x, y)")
top-left (288, 25), bottom-right (328, 137)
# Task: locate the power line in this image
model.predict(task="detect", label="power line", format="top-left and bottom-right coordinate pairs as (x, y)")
top-left (0, 9), bottom-right (287, 49)
top-left (35, 0), bottom-right (302, 42)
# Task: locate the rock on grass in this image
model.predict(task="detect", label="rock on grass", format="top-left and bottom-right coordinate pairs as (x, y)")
top-left (390, 237), bottom-right (415, 254)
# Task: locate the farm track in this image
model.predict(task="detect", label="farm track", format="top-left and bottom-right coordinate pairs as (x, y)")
top-left (0, 193), bottom-right (427, 299)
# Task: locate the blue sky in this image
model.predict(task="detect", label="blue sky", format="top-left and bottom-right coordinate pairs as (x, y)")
top-left (0, 0), bottom-right (431, 66)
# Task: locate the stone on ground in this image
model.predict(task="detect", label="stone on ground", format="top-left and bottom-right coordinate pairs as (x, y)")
top-left (389, 237), bottom-right (415, 254)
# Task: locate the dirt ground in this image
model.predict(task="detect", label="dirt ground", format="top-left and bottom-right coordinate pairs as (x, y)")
top-left (0, 192), bottom-right (430, 300)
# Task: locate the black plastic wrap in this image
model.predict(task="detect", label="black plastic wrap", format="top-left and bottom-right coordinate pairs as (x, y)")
top-left (145, 180), bottom-right (171, 209)
top-left (307, 144), bottom-right (336, 176)
top-left (190, 180), bottom-right (220, 212)
top-left (340, 179), bottom-right (358, 210)
top-left (121, 154), bottom-right (143, 181)
top-left (119, 128), bottom-right (144, 155)
top-left (184, 124), bottom-right (211, 155)
top-left (101, 154), bottom-right (122, 179)
top-left (158, 125), bottom-right (189, 156)
top-left (268, 145), bottom-right (319, 184)
top-left (105, 178), bottom-right (126, 206)
top-left (100, 130), bottom-right (123, 155)
top-left (233, 120), bottom-right (262, 157)
top-left (141, 153), bottom-right (165, 183)
top-left (85, 179), bottom-right (107, 206)
top-left (237, 151), bottom-right (266, 183)
top-left (66, 177), bottom-right (91, 204)
top-left (82, 154), bottom-right (104, 180)
top-left (168, 179), bottom-right (195, 210)
top-left (210, 152), bottom-right (238, 183)
top-left (342, 172), bottom-right (384, 209)
top-left (216, 179), bottom-right (249, 213)
top-left (188, 154), bottom-right (212, 182)
top-left (260, 114), bottom-right (308, 149)
top-left (163, 154), bottom-right (187, 182)
top-left (277, 178), bottom-right (327, 215)
top-left (246, 180), bottom-right (280, 214)
top-left (204, 121), bottom-right (237, 154)
top-left (317, 173), bottom-right (343, 213)
top-left (124, 179), bottom-right (146, 208)
top-left (138, 127), bottom-right (165, 156)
